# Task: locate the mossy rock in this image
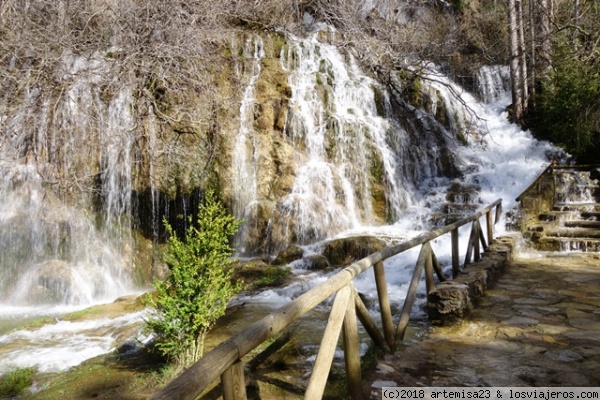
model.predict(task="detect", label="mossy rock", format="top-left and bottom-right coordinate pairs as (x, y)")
top-left (322, 236), bottom-right (387, 267)
top-left (272, 244), bottom-right (304, 266)
top-left (232, 258), bottom-right (292, 289)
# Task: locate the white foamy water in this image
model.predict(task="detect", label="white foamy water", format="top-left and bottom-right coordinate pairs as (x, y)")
top-left (234, 62), bottom-right (560, 319)
top-left (0, 311), bottom-right (147, 374)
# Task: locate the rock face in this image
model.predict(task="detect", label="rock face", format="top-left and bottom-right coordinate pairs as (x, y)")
top-left (0, 26), bottom-right (479, 303)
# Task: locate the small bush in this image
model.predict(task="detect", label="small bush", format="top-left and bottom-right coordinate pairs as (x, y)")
top-left (145, 189), bottom-right (242, 368)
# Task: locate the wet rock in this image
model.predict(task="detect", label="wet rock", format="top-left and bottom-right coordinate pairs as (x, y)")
top-left (321, 235), bottom-right (387, 267)
top-left (272, 244), bottom-right (304, 265)
top-left (303, 254), bottom-right (330, 271)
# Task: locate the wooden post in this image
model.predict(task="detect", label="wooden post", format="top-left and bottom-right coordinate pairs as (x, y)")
top-left (343, 283), bottom-right (362, 400)
top-left (451, 229), bottom-right (459, 278)
top-left (305, 285), bottom-right (352, 399)
top-left (495, 203), bottom-right (503, 224)
top-left (464, 224), bottom-right (475, 268)
top-left (221, 360), bottom-right (247, 400)
top-left (474, 220), bottom-right (481, 261)
top-left (486, 210), bottom-right (494, 245)
top-left (424, 244), bottom-right (435, 295)
top-left (353, 288), bottom-right (389, 351)
top-left (431, 250), bottom-right (445, 282)
top-left (373, 260), bottom-right (395, 348)
top-left (396, 246), bottom-right (426, 340)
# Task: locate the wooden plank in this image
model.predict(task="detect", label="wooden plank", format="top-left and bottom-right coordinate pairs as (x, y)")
top-left (305, 285), bottom-right (352, 399)
top-left (463, 223), bottom-right (476, 268)
top-left (343, 282), bottom-right (362, 400)
top-left (373, 260), bottom-right (395, 347)
top-left (479, 222), bottom-right (488, 250)
top-left (353, 288), bottom-right (389, 351)
top-left (451, 229), bottom-right (460, 278)
top-left (395, 246), bottom-right (426, 340)
top-left (221, 360), bottom-right (247, 400)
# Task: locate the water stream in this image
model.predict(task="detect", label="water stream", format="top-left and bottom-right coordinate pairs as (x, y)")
top-left (0, 32), bottom-right (561, 376)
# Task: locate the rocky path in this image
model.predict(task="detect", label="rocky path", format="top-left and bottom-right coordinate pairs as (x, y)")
top-left (364, 252), bottom-right (600, 397)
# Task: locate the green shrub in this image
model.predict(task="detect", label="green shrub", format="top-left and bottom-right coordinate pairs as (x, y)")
top-left (145, 190), bottom-right (242, 368)
top-left (0, 367), bottom-right (35, 397)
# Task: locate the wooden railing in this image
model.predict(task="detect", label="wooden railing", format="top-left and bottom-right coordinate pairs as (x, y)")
top-left (152, 198), bottom-right (503, 400)
top-left (515, 160), bottom-right (557, 202)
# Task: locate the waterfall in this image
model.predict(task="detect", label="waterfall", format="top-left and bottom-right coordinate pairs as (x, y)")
top-left (0, 52), bottom-right (136, 307)
top-left (266, 32), bottom-right (409, 251)
top-left (0, 27), bottom-right (565, 375)
top-left (476, 65), bottom-right (511, 104)
top-left (232, 36), bottom-right (266, 254)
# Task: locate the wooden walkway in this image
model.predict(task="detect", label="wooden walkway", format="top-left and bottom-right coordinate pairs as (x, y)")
top-left (363, 251), bottom-right (600, 397)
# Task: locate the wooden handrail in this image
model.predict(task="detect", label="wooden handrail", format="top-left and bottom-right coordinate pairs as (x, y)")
top-left (515, 162), bottom-right (600, 202)
top-left (152, 198), bottom-right (503, 400)
top-left (515, 160), bottom-right (557, 202)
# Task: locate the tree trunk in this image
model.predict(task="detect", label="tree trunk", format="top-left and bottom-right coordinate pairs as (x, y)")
top-left (518, 0), bottom-right (528, 111)
top-left (573, 0), bottom-right (580, 46)
top-left (539, 0), bottom-right (553, 73)
top-left (529, 0), bottom-right (536, 102)
top-left (509, 0), bottom-right (524, 120)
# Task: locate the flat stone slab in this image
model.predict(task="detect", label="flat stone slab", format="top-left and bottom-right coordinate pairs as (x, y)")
top-left (363, 252), bottom-right (600, 397)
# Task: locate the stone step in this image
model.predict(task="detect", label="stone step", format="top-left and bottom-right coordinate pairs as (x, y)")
top-left (539, 211), bottom-right (600, 223)
top-left (553, 202), bottom-right (600, 212)
top-left (536, 237), bottom-right (600, 252)
top-left (545, 227), bottom-right (600, 238)
top-left (562, 220), bottom-right (600, 229)
top-left (581, 211), bottom-right (600, 221)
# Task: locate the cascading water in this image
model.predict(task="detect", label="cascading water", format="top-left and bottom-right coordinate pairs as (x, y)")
top-left (232, 35), bottom-right (266, 254)
top-left (0, 53), bottom-right (138, 309)
top-left (0, 27), bottom-right (564, 377)
top-left (265, 31), bottom-right (412, 251)
top-left (0, 52), bottom-right (144, 374)
top-left (476, 65), bottom-right (512, 104)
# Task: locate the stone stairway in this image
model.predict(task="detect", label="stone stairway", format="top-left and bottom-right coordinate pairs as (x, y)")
top-left (519, 165), bottom-right (600, 252)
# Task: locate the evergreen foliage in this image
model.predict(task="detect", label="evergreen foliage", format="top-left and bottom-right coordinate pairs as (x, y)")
top-left (533, 46), bottom-right (599, 162)
top-left (528, 6), bottom-right (600, 164)
top-left (145, 190), bottom-right (242, 367)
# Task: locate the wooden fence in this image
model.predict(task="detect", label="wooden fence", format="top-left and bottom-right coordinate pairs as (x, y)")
top-left (152, 198), bottom-right (503, 400)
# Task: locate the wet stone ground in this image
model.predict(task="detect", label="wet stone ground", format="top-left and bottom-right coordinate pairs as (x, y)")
top-left (364, 253), bottom-right (600, 398)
